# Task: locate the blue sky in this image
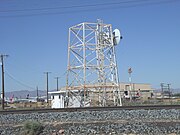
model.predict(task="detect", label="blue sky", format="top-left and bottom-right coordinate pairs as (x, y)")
top-left (0, 0), bottom-right (180, 92)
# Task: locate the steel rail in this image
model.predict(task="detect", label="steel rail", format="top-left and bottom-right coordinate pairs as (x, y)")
top-left (0, 105), bottom-right (179, 115)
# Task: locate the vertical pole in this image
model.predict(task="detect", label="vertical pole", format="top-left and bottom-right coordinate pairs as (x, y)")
top-left (128, 67), bottom-right (132, 101)
top-left (55, 77), bottom-right (59, 91)
top-left (1, 56), bottom-right (5, 110)
top-left (44, 72), bottom-right (51, 104)
top-left (57, 77), bottom-right (58, 91)
top-left (1, 54), bottom-right (8, 110)
top-left (46, 73), bottom-right (49, 104)
top-left (110, 25), bottom-right (122, 106)
top-left (167, 84), bottom-right (171, 98)
top-left (83, 23), bottom-right (86, 107)
top-left (66, 28), bottom-right (71, 107)
top-left (97, 19), bottom-right (106, 106)
top-left (167, 83), bottom-right (171, 104)
top-left (161, 83), bottom-right (164, 99)
top-left (36, 86), bottom-right (39, 102)
top-left (95, 22), bottom-right (101, 106)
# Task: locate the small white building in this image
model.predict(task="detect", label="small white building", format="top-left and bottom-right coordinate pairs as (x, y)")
top-left (49, 90), bottom-right (87, 108)
top-left (49, 91), bottom-right (66, 108)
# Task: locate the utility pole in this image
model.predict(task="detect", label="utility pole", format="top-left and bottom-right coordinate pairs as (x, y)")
top-left (160, 83), bottom-right (164, 99)
top-left (0, 54), bottom-right (8, 110)
top-left (36, 86), bottom-right (39, 102)
top-left (167, 84), bottom-right (171, 98)
top-left (44, 72), bottom-right (51, 104)
top-left (128, 67), bottom-right (132, 101)
top-left (167, 83), bottom-right (172, 104)
top-left (55, 77), bottom-right (60, 91)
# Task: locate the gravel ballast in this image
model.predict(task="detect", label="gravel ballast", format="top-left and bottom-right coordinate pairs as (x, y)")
top-left (0, 109), bottom-right (179, 135)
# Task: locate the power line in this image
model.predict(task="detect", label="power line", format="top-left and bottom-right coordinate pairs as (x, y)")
top-left (5, 69), bottom-right (67, 90)
top-left (0, 0), bottom-right (179, 18)
top-left (58, 71), bottom-right (67, 80)
top-left (0, 0), bottom-right (152, 13)
top-left (5, 70), bottom-right (36, 90)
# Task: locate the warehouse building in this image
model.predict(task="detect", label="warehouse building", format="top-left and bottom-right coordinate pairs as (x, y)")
top-left (120, 82), bottom-right (153, 100)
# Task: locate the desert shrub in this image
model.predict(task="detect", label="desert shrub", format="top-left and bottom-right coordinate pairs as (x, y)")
top-left (21, 120), bottom-right (43, 135)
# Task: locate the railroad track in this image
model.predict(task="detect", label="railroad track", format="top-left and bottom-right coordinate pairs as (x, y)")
top-left (0, 105), bottom-right (179, 114)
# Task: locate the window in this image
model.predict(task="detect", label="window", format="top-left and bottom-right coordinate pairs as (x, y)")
top-left (124, 91), bottom-right (128, 95)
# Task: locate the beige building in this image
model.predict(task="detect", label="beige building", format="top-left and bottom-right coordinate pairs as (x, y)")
top-left (120, 82), bottom-right (153, 100)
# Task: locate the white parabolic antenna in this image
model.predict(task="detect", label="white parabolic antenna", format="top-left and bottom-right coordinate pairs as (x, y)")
top-left (113, 29), bottom-right (122, 45)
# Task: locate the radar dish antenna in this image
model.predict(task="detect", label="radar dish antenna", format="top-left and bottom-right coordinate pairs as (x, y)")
top-left (113, 29), bottom-right (122, 45)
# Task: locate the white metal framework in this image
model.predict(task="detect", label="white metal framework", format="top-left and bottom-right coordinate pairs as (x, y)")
top-left (66, 20), bottom-right (122, 107)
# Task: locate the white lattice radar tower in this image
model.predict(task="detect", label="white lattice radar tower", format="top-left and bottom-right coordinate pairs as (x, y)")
top-left (66, 20), bottom-right (122, 107)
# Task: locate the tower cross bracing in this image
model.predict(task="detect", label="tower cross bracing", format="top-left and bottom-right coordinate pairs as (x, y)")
top-left (66, 20), bottom-right (122, 107)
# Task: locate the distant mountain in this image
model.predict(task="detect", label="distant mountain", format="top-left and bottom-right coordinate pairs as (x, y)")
top-left (5, 88), bottom-right (180, 99)
top-left (5, 90), bottom-right (46, 99)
